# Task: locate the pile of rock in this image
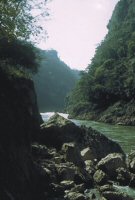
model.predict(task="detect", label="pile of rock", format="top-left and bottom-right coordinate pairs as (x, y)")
top-left (32, 113), bottom-right (135, 200)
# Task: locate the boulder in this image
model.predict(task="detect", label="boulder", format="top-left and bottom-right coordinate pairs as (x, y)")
top-left (81, 127), bottom-right (125, 161)
top-left (102, 191), bottom-right (134, 200)
top-left (53, 156), bottom-right (63, 164)
top-left (97, 153), bottom-right (126, 179)
top-left (116, 167), bottom-right (131, 186)
top-left (39, 113), bottom-right (125, 161)
top-left (72, 167), bottom-right (93, 188)
top-left (31, 143), bottom-right (52, 159)
top-left (81, 147), bottom-right (94, 161)
top-left (62, 143), bottom-right (85, 168)
top-left (93, 169), bottom-right (108, 185)
top-left (127, 151), bottom-right (135, 173)
top-left (56, 163), bottom-right (76, 181)
top-left (40, 113), bottom-right (83, 149)
top-left (60, 180), bottom-right (75, 190)
top-left (64, 191), bottom-right (86, 200)
top-left (85, 160), bottom-right (95, 175)
top-left (99, 184), bottom-right (115, 193)
top-left (130, 160), bottom-right (135, 172)
top-left (71, 184), bottom-right (85, 193)
top-left (129, 174), bottom-right (135, 187)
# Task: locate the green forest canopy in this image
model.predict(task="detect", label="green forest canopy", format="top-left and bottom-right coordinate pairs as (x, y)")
top-left (67, 0), bottom-right (135, 117)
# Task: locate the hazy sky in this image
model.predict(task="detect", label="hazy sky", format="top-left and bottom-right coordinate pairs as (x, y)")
top-left (37, 0), bottom-right (119, 70)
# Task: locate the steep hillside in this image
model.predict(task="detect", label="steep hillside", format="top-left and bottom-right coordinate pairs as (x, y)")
top-left (33, 50), bottom-right (80, 112)
top-left (67, 0), bottom-right (135, 125)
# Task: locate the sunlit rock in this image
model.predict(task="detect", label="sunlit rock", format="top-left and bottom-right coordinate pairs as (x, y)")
top-left (93, 169), bottom-right (108, 185)
top-left (97, 153), bottom-right (126, 179)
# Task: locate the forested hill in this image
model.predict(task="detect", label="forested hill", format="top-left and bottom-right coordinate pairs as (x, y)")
top-left (33, 50), bottom-right (80, 112)
top-left (67, 0), bottom-right (135, 125)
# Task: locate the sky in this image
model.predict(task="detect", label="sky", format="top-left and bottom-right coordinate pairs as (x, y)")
top-left (37, 0), bottom-right (120, 70)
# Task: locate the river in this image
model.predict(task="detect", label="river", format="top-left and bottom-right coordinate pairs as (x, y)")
top-left (41, 112), bottom-right (135, 153)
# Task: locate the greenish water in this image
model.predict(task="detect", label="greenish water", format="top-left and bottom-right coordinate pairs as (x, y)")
top-left (71, 119), bottom-right (135, 153)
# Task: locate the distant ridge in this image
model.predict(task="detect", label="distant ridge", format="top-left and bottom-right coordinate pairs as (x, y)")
top-left (33, 49), bottom-right (80, 112)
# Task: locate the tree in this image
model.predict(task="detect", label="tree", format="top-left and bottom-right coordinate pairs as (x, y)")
top-left (0, 38), bottom-right (39, 73)
top-left (0, 0), bottom-right (50, 73)
top-left (0, 0), bottom-right (49, 40)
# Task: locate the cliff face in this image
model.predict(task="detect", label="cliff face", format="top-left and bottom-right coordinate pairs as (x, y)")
top-left (0, 68), bottom-right (41, 199)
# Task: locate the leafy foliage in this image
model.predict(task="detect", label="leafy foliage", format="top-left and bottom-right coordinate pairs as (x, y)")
top-left (0, 38), bottom-right (39, 73)
top-left (67, 0), bottom-right (135, 116)
top-left (0, 0), bottom-right (49, 75)
top-left (0, 0), bottom-right (49, 40)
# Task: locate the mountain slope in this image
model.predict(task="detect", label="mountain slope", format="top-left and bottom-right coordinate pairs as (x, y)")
top-left (67, 0), bottom-right (135, 125)
top-left (33, 50), bottom-right (80, 112)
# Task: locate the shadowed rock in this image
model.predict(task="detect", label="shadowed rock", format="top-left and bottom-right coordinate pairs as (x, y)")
top-left (39, 113), bottom-right (125, 161)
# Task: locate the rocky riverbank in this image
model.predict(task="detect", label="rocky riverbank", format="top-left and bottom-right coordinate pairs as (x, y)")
top-left (32, 113), bottom-right (135, 200)
top-left (69, 100), bottom-right (135, 126)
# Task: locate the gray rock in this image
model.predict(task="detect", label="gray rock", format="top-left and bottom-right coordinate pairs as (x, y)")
top-left (116, 167), bottom-right (131, 186)
top-left (129, 173), bottom-right (135, 187)
top-left (62, 143), bottom-right (85, 168)
top-left (81, 147), bottom-right (94, 161)
top-left (65, 191), bottom-right (86, 200)
top-left (130, 160), bottom-right (135, 171)
top-left (74, 168), bottom-right (93, 188)
top-left (127, 151), bottom-right (135, 173)
top-left (60, 180), bottom-right (75, 190)
top-left (82, 127), bottom-right (125, 161)
top-left (56, 163), bottom-right (76, 181)
top-left (99, 184), bottom-right (115, 193)
top-left (102, 191), bottom-right (134, 200)
top-left (71, 184), bottom-right (85, 193)
top-left (97, 153), bottom-right (126, 179)
top-left (85, 160), bottom-right (95, 175)
top-left (40, 113), bottom-right (125, 161)
top-left (40, 113), bottom-right (82, 149)
top-left (31, 143), bottom-right (52, 159)
top-left (53, 156), bottom-right (63, 164)
top-left (93, 169), bottom-right (108, 185)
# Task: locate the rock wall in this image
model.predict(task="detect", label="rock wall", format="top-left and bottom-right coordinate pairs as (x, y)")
top-left (0, 70), bottom-right (41, 199)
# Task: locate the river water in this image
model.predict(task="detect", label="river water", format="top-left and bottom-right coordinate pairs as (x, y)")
top-left (41, 112), bottom-right (135, 153)
top-left (71, 119), bottom-right (135, 154)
